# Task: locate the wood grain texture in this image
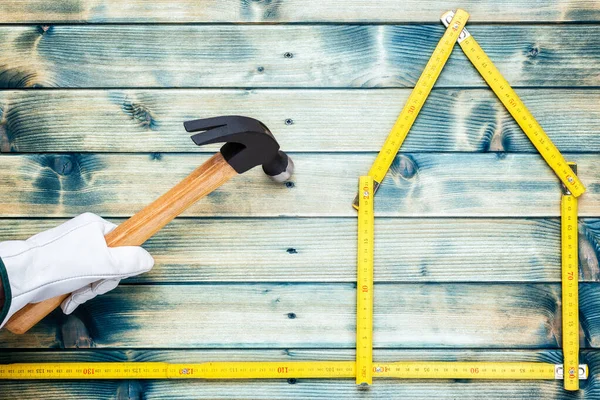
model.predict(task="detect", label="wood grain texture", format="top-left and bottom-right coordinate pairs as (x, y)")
top-left (0, 283), bottom-right (596, 349)
top-left (1, 25), bottom-right (600, 88)
top-left (0, 217), bottom-right (598, 283)
top-left (2, 89), bottom-right (600, 153)
top-left (0, 348), bottom-right (577, 364)
top-left (0, 153), bottom-right (597, 217)
top-left (0, 0), bottom-right (599, 23)
top-left (0, 350), bottom-right (599, 399)
top-left (0, 1), bottom-right (597, 399)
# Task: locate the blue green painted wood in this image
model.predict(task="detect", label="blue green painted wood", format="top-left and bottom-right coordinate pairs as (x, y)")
top-left (0, 25), bottom-right (599, 88)
top-left (0, 350), bottom-right (598, 399)
top-left (0, 217), bottom-right (597, 283)
top-left (0, 153), bottom-right (597, 217)
top-left (0, 283), bottom-right (598, 349)
top-left (0, 0), bottom-right (598, 23)
top-left (0, 3), bottom-right (599, 399)
top-left (1, 89), bottom-right (599, 153)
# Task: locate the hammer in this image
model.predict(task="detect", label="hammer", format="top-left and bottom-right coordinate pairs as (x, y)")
top-left (5, 116), bottom-right (294, 334)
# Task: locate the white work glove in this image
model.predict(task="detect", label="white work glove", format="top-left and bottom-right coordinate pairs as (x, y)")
top-left (0, 213), bottom-right (154, 328)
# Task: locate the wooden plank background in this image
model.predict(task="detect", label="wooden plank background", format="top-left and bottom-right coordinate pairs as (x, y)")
top-left (0, 25), bottom-right (599, 88)
top-left (1, 89), bottom-right (599, 153)
top-left (0, 0), bottom-right (598, 22)
top-left (0, 1), bottom-right (599, 399)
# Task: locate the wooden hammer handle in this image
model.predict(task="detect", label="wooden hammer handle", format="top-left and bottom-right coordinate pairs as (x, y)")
top-left (5, 153), bottom-right (237, 334)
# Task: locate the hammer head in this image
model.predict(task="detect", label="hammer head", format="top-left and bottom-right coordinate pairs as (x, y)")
top-left (184, 116), bottom-right (294, 182)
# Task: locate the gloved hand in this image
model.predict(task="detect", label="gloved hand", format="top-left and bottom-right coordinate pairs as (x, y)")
top-left (0, 213), bottom-right (154, 328)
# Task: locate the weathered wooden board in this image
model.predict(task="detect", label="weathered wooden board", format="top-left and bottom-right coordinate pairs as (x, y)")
top-left (1, 0), bottom-right (599, 23)
top-left (1, 217), bottom-right (598, 283)
top-left (0, 153), bottom-right (597, 217)
top-left (1, 89), bottom-right (599, 153)
top-left (1, 25), bottom-right (599, 88)
top-left (0, 283), bottom-right (597, 349)
top-left (0, 375), bottom-right (591, 400)
top-left (0, 1), bottom-right (597, 399)
top-left (0, 350), bottom-right (598, 399)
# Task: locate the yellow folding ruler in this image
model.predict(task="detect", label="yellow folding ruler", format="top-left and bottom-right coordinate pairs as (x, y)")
top-left (441, 10), bottom-right (585, 197)
top-left (561, 162), bottom-right (579, 391)
top-left (0, 361), bottom-right (588, 380)
top-left (356, 176), bottom-right (374, 385)
top-left (352, 9), bottom-right (470, 208)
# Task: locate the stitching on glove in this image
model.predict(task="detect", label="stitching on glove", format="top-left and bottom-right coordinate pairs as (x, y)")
top-left (2, 220), bottom-right (109, 260)
top-left (61, 297), bottom-right (75, 312)
top-left (94, 279), bottom-right (119, 294)
top-left (73, 286), bottom-right (94, 302)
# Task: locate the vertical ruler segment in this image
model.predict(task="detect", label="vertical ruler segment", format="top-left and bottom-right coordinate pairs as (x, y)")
top-left (357, 176), bottom-right (374, 385)
top-left (352, 9), bottom-right (470, 208)
top-left (561, 163), bottom-right (579, 391)
top-left (441, 11), bottom-right (585, 197)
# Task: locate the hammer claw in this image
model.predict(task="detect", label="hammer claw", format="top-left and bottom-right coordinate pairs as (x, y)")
top-left (184, 116), bottom-right (231, 133)
top-left (189, 125), bottom-right (231, 147)
top-left (183, 116), bottom-right (293, 181)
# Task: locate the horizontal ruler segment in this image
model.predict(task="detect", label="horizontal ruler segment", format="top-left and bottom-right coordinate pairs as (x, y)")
top-left (0, 362), bottom-right (588, 380)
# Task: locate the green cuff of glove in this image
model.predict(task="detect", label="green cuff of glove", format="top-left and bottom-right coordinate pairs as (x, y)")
top-left (0, 257), bottom-right (12, 325)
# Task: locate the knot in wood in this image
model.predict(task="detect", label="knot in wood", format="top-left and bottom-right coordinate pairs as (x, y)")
top-left (51, 155), bottom-right (75, 176)
top-left (38, 25), bottom-right (52, 35)
top-left (527, 46), bottom-right (540, 57)
top-left (391, 155), bottom-right (418, 180)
